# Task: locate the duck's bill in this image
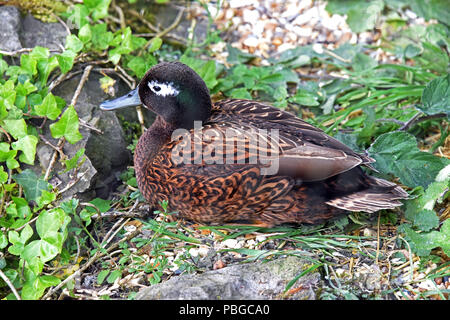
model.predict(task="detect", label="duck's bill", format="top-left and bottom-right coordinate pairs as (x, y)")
top-left (100, 87), bottom-right (141, 110)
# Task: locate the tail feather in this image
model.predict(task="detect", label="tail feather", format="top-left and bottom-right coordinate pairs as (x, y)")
top-left (326, 177), bottom-right (408, 213)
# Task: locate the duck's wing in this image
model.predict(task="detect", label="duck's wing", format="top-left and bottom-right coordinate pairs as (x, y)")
top-left (210, 99), bottom-right (375, 181)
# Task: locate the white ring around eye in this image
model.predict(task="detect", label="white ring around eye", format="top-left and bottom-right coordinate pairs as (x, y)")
top-left (148, 80), bottom-right (180, 97)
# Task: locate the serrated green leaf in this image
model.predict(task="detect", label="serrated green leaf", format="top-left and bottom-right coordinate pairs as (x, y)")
top-left (49, 105), bottom-right (83, 144)
top-left (419, 74), bottom-right (450, 118)
top-left (12, 169), bottom-right (50, 202)
top-left (35, 93), bottom-right (61, 120)
top-left (11, 135), bottom-right (38, 165)
top-left (368, 131), bottom-right (449, 188)
top-left (97, 269), bottom-right (110, 285)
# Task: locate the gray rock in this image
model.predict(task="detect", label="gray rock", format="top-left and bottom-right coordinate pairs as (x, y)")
top-left (0, 6), bottom-right (22, 51)
top-left (136, 256), bottom-right (320, 300)
top-left (20, 13), bottom-right (67, 51)
top-left (36, 72), bottom-right (132, 201)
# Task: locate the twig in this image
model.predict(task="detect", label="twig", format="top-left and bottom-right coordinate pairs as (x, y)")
top-left (0, 48), bottom-right (61, 56)
top-left (375, 212), bottom-right (381, 265)
top-left (128, 9), bottom-right (159, 33)
top-left (143, 8), bottom-right (185, 50)
top-left (114, 4), bottom-right (126, 29)
top-left (70, 65), bottom-right (93, 107)
top-left (44, 139), bottom-right (65, 181)
top-left (42, 227), bottom-right (141, 300)
top-left (57, 169), bottom-right (89, 194)
top-left (398, 112), bottom-right (447, 131)
top-left (44, 65), bottom-right (93, 181)
top-left (0, 269), bottom-right (21, 300)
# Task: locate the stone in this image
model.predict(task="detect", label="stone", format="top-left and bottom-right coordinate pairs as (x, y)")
top-left (0, 6), bottom-right (22, 52)
top-left (136, 256), bottom-right (320, 300)
top-left (20, 13), bottom-right (67, 51)
top-left (36, 72), bottom-right (134, 201)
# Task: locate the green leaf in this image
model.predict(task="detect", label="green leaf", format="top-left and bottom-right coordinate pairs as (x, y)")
top-left (30, 46), bottom-right (50, 60)
top-left (36, 209), bottom-right (66, 241)
top-left (37, 56), bottom-right (59, 84)
top-left (289, 90), bottom-right (320, 107)
top-left (229, 88), bottom-right (252, 99)
top-left (89, 198), bottom-right (111, 213)
top-left (84, 0), bottom-right (112, 21)
top-left (179, 57), bottom-right (218, 89)
top-left (419, 74), bottom-right (450, 118)
top-left (35, 93), bottom-right (61, 120)
top-left (20, 54), bottom-right (37, 76)
top-left (368, 132), bottom-right (449, 188)
top-left (107, 269), bottom-right (121, 284)
top-left (346, 1), bottom-right (384, 33)
top-left (147, 37), bottom-right (162, 53)
top-left (78, 24), bottom-right (92, 43)
top-left (56, 50), bottom-right (77, 74)
top-left (400, 219), bottom-right (450, 257)
top-left (12, 169), bottom-right (50, 202)
top-left (2, 119), bottom-right (27, 139)
top-left (12, 135), bottom-right (38, 165)
top-left (352, 53), bottom-right (377, 72)
top-left (0, 166), bottom-right (8, 183)
top-left (49, 105), bottom-right (83, 144)
top-left (92, 23), bottom-right (113, 50)
top-left (64, 147), bottom-right (86, 171)
top-left (97, 270), bottom-right (110, 285)
top-left (65, 34), bottom-right (84, 53)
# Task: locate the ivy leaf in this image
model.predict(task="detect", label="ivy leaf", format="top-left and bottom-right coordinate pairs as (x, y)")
top-left (78, 24), bottom-right (92, 43)
top-left (11, 135), bottom-right (38, 165)
top-left (64, 147), bottom-right (86, 172)
top-left (65, 34), bottom-right (84, 53)
top-left (35, 93), bottom-right (61, 120)
top-left (2, 119), bottom-right (27, 139)
top-left (368, 131), bottom-right (449, 188)
top-left (20, 54), bottom-right (37, 76)
top-left (92, 23), bottom-right (113, 50)
top-left (49, 105), bottom-right (83, 144)
top-left (84, 0), bottom-right (112, 21)
top-left (12, 169), bottom-right (50, 202)
top-left (418, 74), bottom-right (450, 118)
top-left (56, 50), bottom-right (77, 74)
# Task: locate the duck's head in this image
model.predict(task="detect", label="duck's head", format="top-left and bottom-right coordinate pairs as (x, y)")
top-left (100, 62), bottom-right (212, 130)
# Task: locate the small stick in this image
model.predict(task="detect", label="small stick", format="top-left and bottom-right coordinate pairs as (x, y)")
top-left (0, 48), bottom-right (60, 56)
top-left (0, 269), bottom-right (21, 300)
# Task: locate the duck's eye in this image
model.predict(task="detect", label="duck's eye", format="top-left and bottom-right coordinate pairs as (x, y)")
top-left (147, 80), bottom-right (179, 97)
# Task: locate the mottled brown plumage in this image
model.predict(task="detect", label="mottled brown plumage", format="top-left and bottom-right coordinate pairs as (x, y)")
top-left (100, 62), bottom-right (408, 227)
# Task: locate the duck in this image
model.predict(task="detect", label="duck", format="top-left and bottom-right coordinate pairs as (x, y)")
top-left (100, 61), bottom-right (408, 227)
